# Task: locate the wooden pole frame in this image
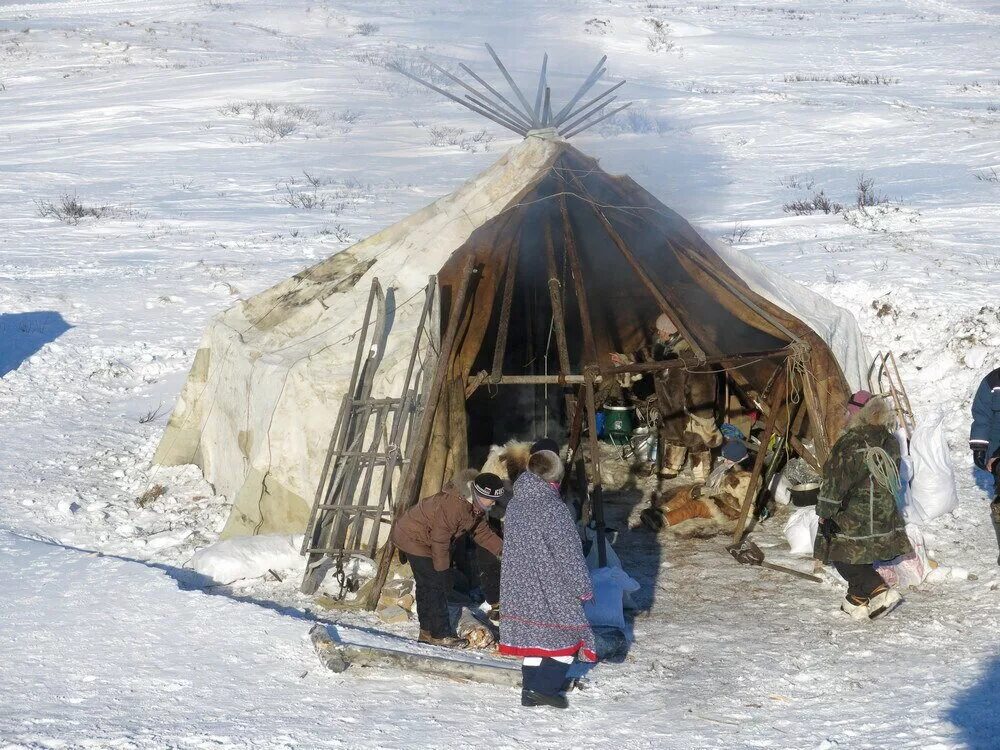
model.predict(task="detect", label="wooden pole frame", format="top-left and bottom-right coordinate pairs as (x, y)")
top-left (366, 260), bottom-right (479, 609)
top-left (583, 369), bottom-right (608, 567)
top-left (732, 368), bottom-right (788, 543)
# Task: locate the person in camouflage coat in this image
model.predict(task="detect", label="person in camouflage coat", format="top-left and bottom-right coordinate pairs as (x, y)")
top-left (813, 392), bottom-right (911, 620)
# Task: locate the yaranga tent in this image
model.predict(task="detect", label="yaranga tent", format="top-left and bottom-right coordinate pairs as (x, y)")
top-left (154, 53), bottom-right (871, 600)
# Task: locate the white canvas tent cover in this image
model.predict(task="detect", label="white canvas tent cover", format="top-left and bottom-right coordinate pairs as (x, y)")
top-left (154, 134), bottom-right (870, 538)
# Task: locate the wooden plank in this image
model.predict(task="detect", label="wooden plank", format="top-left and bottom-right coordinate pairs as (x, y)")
top-left (559, 195), bottom-right (598, 365)
top-left (309, 624), bottom-right (521, 687)
top-left (444, 375), bottom-right (469, 482)
top-left (602, 348), bottom-right (790, 376)
top-left (732, 372), bottom-right (788, 543)
top-left (489, 214), bottom-right (522, 384)
top-left (366, 260), bottom-right (479, 609)
top-left (543, 219), bottom-right (571, 376)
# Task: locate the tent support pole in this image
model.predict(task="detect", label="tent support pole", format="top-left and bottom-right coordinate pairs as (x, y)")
top-left (800, 375), bottom-right (831, 465)
top-left (559, 196), bottom-right (599, 364)
top-left (732, 368), bottom-right (788, 543)
top-left (584, 369), bottom-right (608, 567)
top-left (490, 232), bottom-right (521, 383)
top-left (565, 173), bottom-right (707, 360)
top-left (366, 259), bottom-right (479, 610)
top-left (543, 219), bottom-right (571, 376)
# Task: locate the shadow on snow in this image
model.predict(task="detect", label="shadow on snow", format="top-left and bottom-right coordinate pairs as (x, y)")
top-left (948, 654), bottom-right (1000, 749)
top-left (0, 311), bottom-right (71, 377)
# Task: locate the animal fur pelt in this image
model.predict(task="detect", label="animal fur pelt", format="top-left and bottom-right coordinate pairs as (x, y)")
top-left (480, 440), bottom-right (532, 484)
top-left (849, 394), bottom-right (896, 430)
top-left (639, 470), bottom-right (752, 538)
top-left (455, 607), bottom-right (498, 650)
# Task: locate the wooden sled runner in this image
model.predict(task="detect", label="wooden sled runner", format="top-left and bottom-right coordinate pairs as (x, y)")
top-left (309, 623), bottom-right (522, 687)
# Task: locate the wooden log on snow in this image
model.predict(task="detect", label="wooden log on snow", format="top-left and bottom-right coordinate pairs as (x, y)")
top-left (309, 624), bottom-right (522, 687)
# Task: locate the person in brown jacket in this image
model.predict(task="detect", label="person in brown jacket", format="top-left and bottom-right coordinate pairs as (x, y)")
top-left (391, 471), bottom-right (506, 647)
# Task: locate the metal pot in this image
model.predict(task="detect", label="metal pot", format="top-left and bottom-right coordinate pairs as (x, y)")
top-left (603, 405), bottom-right (633, 442)
top-left (630, 426), bottom-right (656, 464)
top-left (790, 481), bottom-right (820, 507)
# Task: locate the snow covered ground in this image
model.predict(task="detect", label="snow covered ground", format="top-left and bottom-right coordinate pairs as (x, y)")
top-left (1, 0), bottom-right (999, 747)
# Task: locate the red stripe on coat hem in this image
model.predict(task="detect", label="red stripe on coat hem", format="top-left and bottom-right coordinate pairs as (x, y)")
top-left (499, 642), bottom-right (598, 662)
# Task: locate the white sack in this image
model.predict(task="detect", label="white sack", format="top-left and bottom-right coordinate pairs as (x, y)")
top-left (905, 411), bottom-right (959, 524)
top-left (772, 473), bottom-right (791, 506)
top-left (188, 534), bottom-right (305, 584)
top-left (583, 566), bottom-right (641, 631)
top-left (875, 524), bottom-right (931, 588)
top-left (783, 507), bottom-right (819, 556)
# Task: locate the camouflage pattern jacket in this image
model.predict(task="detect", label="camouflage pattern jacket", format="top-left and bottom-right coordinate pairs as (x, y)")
top-left (813, 399), bottom-right (912, 565)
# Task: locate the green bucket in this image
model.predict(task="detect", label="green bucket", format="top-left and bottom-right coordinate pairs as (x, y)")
top-left (603, 405), bottom-right (633, 443)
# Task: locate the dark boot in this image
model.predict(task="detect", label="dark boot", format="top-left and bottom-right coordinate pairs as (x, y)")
top-left (418, 630), bottom-right (469, 649)
top-left (521, 690), bottom-right (568, 709)
top-left (521, 660), bottom-right (571, 709)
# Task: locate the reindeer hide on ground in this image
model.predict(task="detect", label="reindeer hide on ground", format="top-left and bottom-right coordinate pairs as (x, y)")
top-left (639, 470), bottom-right (753, 538)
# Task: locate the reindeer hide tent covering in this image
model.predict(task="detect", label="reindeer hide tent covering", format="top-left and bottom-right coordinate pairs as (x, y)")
top-left (154, 133), bottom-right (869, 539)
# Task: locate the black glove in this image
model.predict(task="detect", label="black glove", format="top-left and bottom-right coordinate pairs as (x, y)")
top-left (819, 517), bottom-right (841, 543)
top-left (973, 448), bottom-right (987, 471)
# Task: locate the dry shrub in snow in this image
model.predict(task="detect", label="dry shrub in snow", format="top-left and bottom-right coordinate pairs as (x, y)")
top-left (35, 194), bottom-right (140, 224)
top-left (353, 22), bottom-right (379, 36)
top-left (783, 73), bottom-right (898, 86)
top-left (599, 108), bottom-right (671, 136)
top-left (855, 173), bottom-right (891, 208)
top-left (136, 484), bottom-right (166, 508)
top-left (427, 125), bottom-right (494, 152)
top-left (974, 167), bottom-right (1000, 183)
top-left (36, 194), bottom-right (110, 224)
top-left (219, 100), bottom-right (325, 142)
top-left (783, 190), bottom-right (844, 215)
top-left (584, 18), bottom-right (612, 35)
top-left (644, 18), bottom-right (676, 53)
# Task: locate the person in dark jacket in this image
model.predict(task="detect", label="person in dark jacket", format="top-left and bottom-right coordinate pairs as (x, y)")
top-left (814, 391), bottom-right (911, 620)
top-left (391, 471), bottom-right (505, 648)
top-left (499, 443), bottom-right (595, 709)
top-left (970, 367), bottom-right (1000, 563)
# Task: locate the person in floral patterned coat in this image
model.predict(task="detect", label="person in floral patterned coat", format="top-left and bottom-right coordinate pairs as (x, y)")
top-left (499, 441), bottom-right (595, 709)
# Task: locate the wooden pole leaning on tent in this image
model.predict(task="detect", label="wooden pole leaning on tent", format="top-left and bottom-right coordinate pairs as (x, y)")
top-left (732, 370), bottom-right (789, 543)
top-left (584, 369), bottom-right (608, 567)
top-left (366, 259), bottom-right (479, 610)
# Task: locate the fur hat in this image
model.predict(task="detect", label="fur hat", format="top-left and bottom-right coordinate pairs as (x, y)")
top-left (655, 313), bottom-right (677, 339)
top-left (848, 395), bottom-right (895, 429)
top-left (527, 449), bottom-right (564, 483)
top-left (847, 390), bottom-right (873, 415)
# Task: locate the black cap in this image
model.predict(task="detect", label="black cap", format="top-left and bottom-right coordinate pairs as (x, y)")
top-left (472, 472), bottom-right (507, 500)
top-left (530, 437), bottom-right (559, 455)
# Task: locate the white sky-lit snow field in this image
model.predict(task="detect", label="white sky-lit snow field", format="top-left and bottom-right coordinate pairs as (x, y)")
top-left (2, 0), bottom-right (1000, 748)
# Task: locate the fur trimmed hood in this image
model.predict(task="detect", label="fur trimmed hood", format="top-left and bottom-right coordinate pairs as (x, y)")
top-left (845, 396), bottom-right (896, 432)
top-left (527, 449), bottom-right (564, 483)
top-left (446, 468), bottom-right (480, 502)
